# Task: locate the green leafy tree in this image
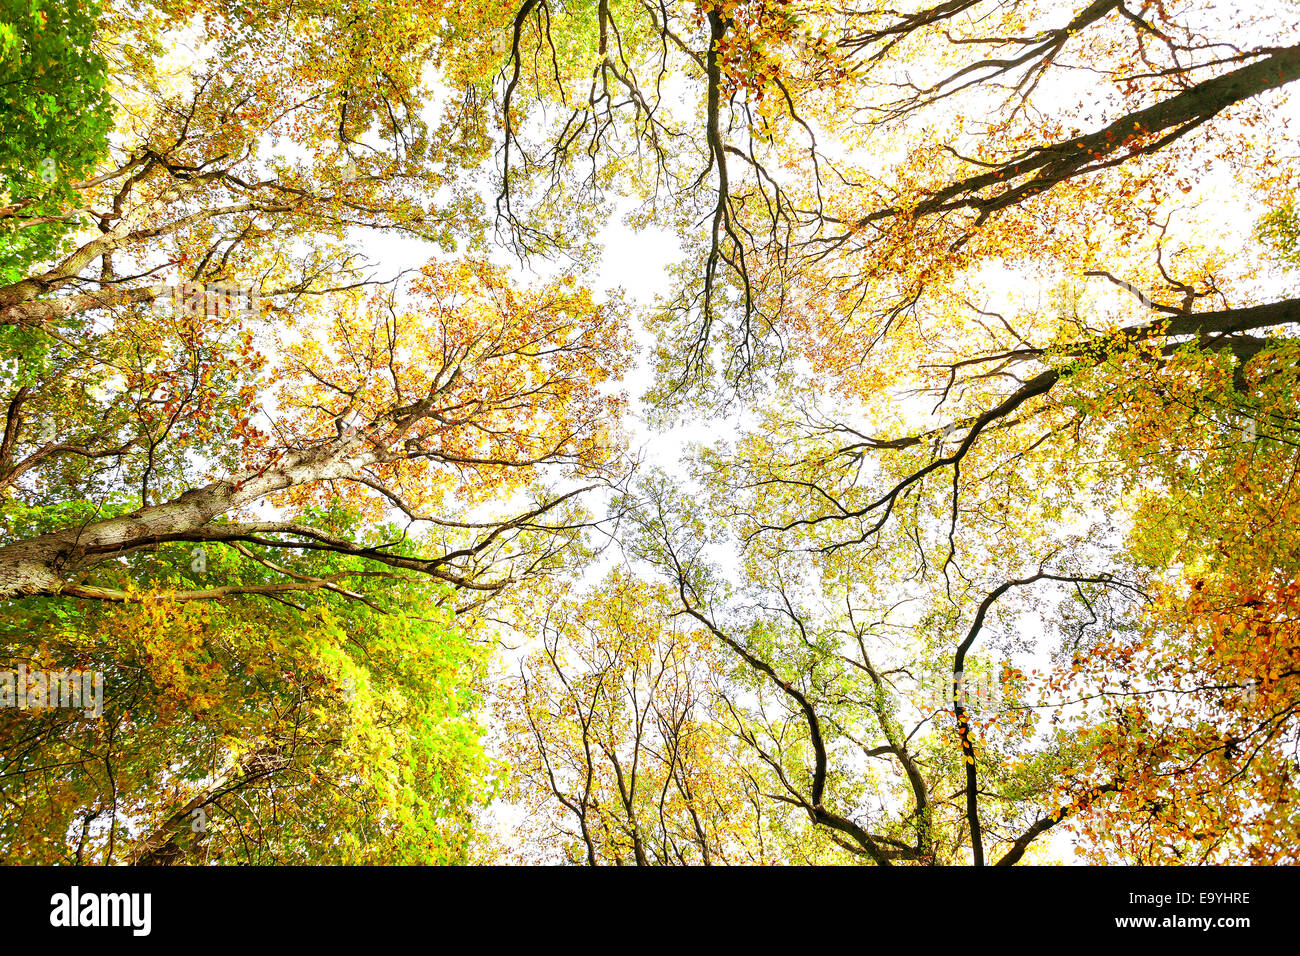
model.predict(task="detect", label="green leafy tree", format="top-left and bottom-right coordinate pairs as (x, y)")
top-left (0, 516), bottom-right (492, 865)
top-left (0, 0), bottom-right (113, 283)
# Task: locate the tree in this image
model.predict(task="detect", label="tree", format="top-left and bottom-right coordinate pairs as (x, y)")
top-left (5, 0), bottom-right (1298, 867)
top-left (494, 570), bottom-right (828, 864)
top-left (0, 0), bottom-right (114, 284)
top-left (0, 0), bottom-right (633, 605)
top-left (603, 275), bottom-right (1300, 863)
top-left (0, 0), bottom-right (629, 863)
top-left (481, 0), bottom-right (1298, 398)
top-left (1, 553), bottom-right (491, 864)
top-left (490, 0), bottom-right (1298, 863)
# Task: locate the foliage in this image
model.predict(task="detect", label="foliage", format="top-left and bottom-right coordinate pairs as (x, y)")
top-left (2, 0), bottom-right (1299, 866)
top-left (0, 0), bottom-right (113, 283)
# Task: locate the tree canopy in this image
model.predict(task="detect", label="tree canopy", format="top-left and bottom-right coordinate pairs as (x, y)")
top-left (1, 0), bottom-right (1298, 865)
